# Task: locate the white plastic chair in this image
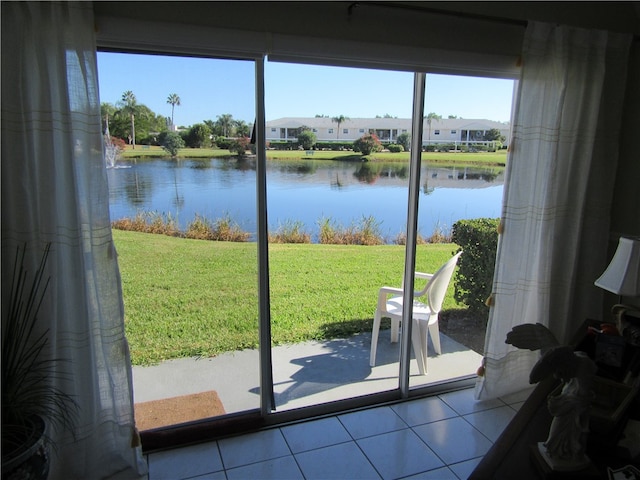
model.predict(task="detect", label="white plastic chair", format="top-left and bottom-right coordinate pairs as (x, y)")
top-left (369, 251), bottom-right (462, 375)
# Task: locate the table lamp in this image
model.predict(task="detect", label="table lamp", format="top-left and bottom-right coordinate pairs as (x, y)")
top-left (595, 236), bottom-right (640, 297)
top-left (595, 236), bottom-right (640, 344)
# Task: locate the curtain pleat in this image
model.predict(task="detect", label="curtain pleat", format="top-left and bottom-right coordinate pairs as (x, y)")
top-left (475, 22), bottom-right (631, 400)
top-left (1, 2), bottom-right (147, 478)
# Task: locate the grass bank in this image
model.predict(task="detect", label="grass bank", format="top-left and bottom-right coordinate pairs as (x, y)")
top-left (113, 229), bottom-right (461, 365)
top-left (119, 145), bottom-right (507, 166)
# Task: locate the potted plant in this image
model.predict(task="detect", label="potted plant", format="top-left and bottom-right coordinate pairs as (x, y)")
top-left (2, 243), bottom-right (78, 480)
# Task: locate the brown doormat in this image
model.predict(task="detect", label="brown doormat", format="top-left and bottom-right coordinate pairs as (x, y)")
top-left (135, 391), bottom-right (226, 431)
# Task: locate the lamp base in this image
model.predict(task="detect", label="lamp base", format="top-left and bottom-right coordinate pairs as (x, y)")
top-left (612, 305), bottom-right (640, 347)
top-left (530, 443), bottom-right (600, 479)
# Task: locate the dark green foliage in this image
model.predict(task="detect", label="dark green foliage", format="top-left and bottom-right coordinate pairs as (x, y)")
top-left (185, 123), bottom-right (212, 148)
top-left (483, 128), bottom-right (506, 143)
top-left (397, 132), bottom-right (411, 151)
top-left (315, 142), bottom-right (353, 151)
top-left (386, 144), bottom-right (404, 153)
top-left (268, 141), bottom-right (300, 150)
top-left (297, 130), bottom-right (317, 150)
top-left (161, 132), bottom-right (185, 157)
top-left (229, 136), bottom-right (250, 156)
top-left (2, 244), bottom-right (79, 453)
top-left (215, 137), bottom-right (233, 150)
top-left (234, 120), bottom-right (251, 138)
top-left (451, 218), bottom-right (500, 313)
top-left (353, 133), bottom-right (383, 156)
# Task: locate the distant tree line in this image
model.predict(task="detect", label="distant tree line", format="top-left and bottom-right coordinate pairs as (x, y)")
top-left (100, 90), bottom-right (253, 151)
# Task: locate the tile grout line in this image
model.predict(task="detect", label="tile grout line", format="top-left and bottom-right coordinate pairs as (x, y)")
top-left (146, 391), bottom-right (523, 480)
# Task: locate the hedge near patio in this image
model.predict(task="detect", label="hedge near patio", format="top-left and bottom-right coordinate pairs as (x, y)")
top-left (451, 218), bottom-right (500, 313)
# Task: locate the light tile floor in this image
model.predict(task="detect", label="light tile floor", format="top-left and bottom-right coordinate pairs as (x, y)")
top-left (145, 386), bottom-right (534, 480)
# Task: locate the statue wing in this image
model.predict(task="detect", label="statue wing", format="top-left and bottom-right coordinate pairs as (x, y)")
top-left (529, 346), bottom-right (575, 384)
top-left (505, 323), bottom-right (560, 353)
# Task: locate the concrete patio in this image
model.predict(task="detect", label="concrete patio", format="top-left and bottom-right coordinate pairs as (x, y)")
top-left (132, 329), bottom-right (483, 419)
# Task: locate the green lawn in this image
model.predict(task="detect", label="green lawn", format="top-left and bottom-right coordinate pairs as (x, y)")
top-left (113, 230), bottom-right (461, 365)
top-left (120, 144), bottom-right (507, 166)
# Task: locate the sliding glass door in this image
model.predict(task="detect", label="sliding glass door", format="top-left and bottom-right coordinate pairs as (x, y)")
top-left (98, 52), bottom-right (262, 427)
top-left (99, 47), bottom-right (512, 432)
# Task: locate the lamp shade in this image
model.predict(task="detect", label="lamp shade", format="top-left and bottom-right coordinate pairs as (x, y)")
top-left (595, 236), bottom-right (640, 296)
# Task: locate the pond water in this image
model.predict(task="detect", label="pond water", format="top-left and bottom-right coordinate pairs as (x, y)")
top-left (106, 157), bottom-right (504, 243)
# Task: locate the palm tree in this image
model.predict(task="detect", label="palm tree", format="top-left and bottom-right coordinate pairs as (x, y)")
top-left (216, 113), bottom-right (235, 137)
top-left (120, 90), bottom-right (138, 149)
top-left (166, 93), bottom-right (181, 128)
top-left (234, 119), bottom-right (251, 138)
top-left (100, 102), bottom-right (117, 135)
top-left (425, 112), bottom-right (442, 146)
top-left (331, 115), bottom-right (349, 140)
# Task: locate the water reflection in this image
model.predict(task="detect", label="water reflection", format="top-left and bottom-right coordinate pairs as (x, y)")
top-left (106, 158), bottom-right (504, 242)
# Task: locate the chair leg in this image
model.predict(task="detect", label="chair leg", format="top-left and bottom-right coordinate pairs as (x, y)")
top-left (428, 317), bottom-right (442, 355)
top-left (411, 318), bottom-right (427, 375)
top-left (390, 317), bottom-right (400, 343)
top-left (370, 309), bottom-right (382, 367)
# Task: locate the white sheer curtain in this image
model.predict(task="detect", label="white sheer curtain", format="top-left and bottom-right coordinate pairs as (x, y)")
top-left (475, 22), bottom-right (632, 400)
top-left (1, 3), bottom-right (146, 478)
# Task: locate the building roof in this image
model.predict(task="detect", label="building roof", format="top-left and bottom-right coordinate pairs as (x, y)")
top-left (266, 117), bottom-right (510, 130)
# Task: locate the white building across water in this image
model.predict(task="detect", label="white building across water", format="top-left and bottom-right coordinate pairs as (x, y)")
top-left (265, 117), bottom-right (510, 147)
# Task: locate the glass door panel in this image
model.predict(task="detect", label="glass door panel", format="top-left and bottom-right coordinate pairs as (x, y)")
top-left (408, 73), bottom-right (514, 390)
top-left (98, 52), bottom-right (261, 428)
top-left (264, 61), bottom-right (415, 410)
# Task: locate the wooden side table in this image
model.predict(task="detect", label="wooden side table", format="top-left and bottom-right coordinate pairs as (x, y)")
top-left (470, 320), bottom-right (640, 479)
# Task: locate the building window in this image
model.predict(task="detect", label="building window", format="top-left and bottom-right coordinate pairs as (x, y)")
top-left (343, 128), bottom-right (348, 134)
top-left (271, 128), bottom-right (276, 133)
top-left (312, 128), bottom-right (318, 132)
top-left (434, 130), bottom-right (440, 135)
top-left (451, 130), bottom-right (457, 135)
top-left (359, 128), bottom-right (365, 133)
top-left (402, 129), bottom-right (407, 133)
top-left (328, 128), bottom-right (334, 134)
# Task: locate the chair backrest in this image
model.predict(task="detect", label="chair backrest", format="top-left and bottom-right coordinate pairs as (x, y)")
top-left (425, 251), bottom-right (462, 313)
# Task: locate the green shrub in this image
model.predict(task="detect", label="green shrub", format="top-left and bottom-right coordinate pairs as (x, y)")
top-left (186, 123), bottom-right (212, 148)
top-left (215, 137), bottom-right (233, 150)
top-left (161, 131), bottom-right (185, 157)
top-left (297, 130), bottom-right (317, 150)
top-left (315, 142), bottom-right (352, 151)
top-left (229, 136), bottom-right (251, 156)
top-left (397, 132), bottom-right (411, 151)
top-left (386, 143), bottom-right (404, 153)
top-left (268, 141), bottom-right (299, 150)
top-left (451, 218), bottom-right (499, 313)
top-left (353, 133), bottom-right (383, 156)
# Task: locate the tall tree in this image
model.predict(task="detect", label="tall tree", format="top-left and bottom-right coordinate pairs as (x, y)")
top-left (120, 90), bottom-right (138, 149)
top-left (216, 113), bottom-right (235, 137)
top-left (166, 93), bottom-right (181, 128)
top-left (234, 119), bottom-right (251, 138)
top-left (100, 102), bottom-right (117, 135)
top-left (331, 115), bottom-right (349, 140)
top-left (425, 112), bottom-right (442, 144)
top-left (186, 123), bottom-right (212, 148)
top-left (132, 105), bottom-right (166, 143)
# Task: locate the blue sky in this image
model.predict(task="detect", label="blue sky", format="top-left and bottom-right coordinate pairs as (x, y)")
top-left (97, 52), bottom-right (514, 127)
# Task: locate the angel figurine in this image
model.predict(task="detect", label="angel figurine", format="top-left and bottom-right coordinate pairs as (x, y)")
top-left (506, 323), bottom-right (597, 471)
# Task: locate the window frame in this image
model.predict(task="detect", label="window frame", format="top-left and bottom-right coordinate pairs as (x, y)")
top-left (94, 13), bottom-right (520, 451)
